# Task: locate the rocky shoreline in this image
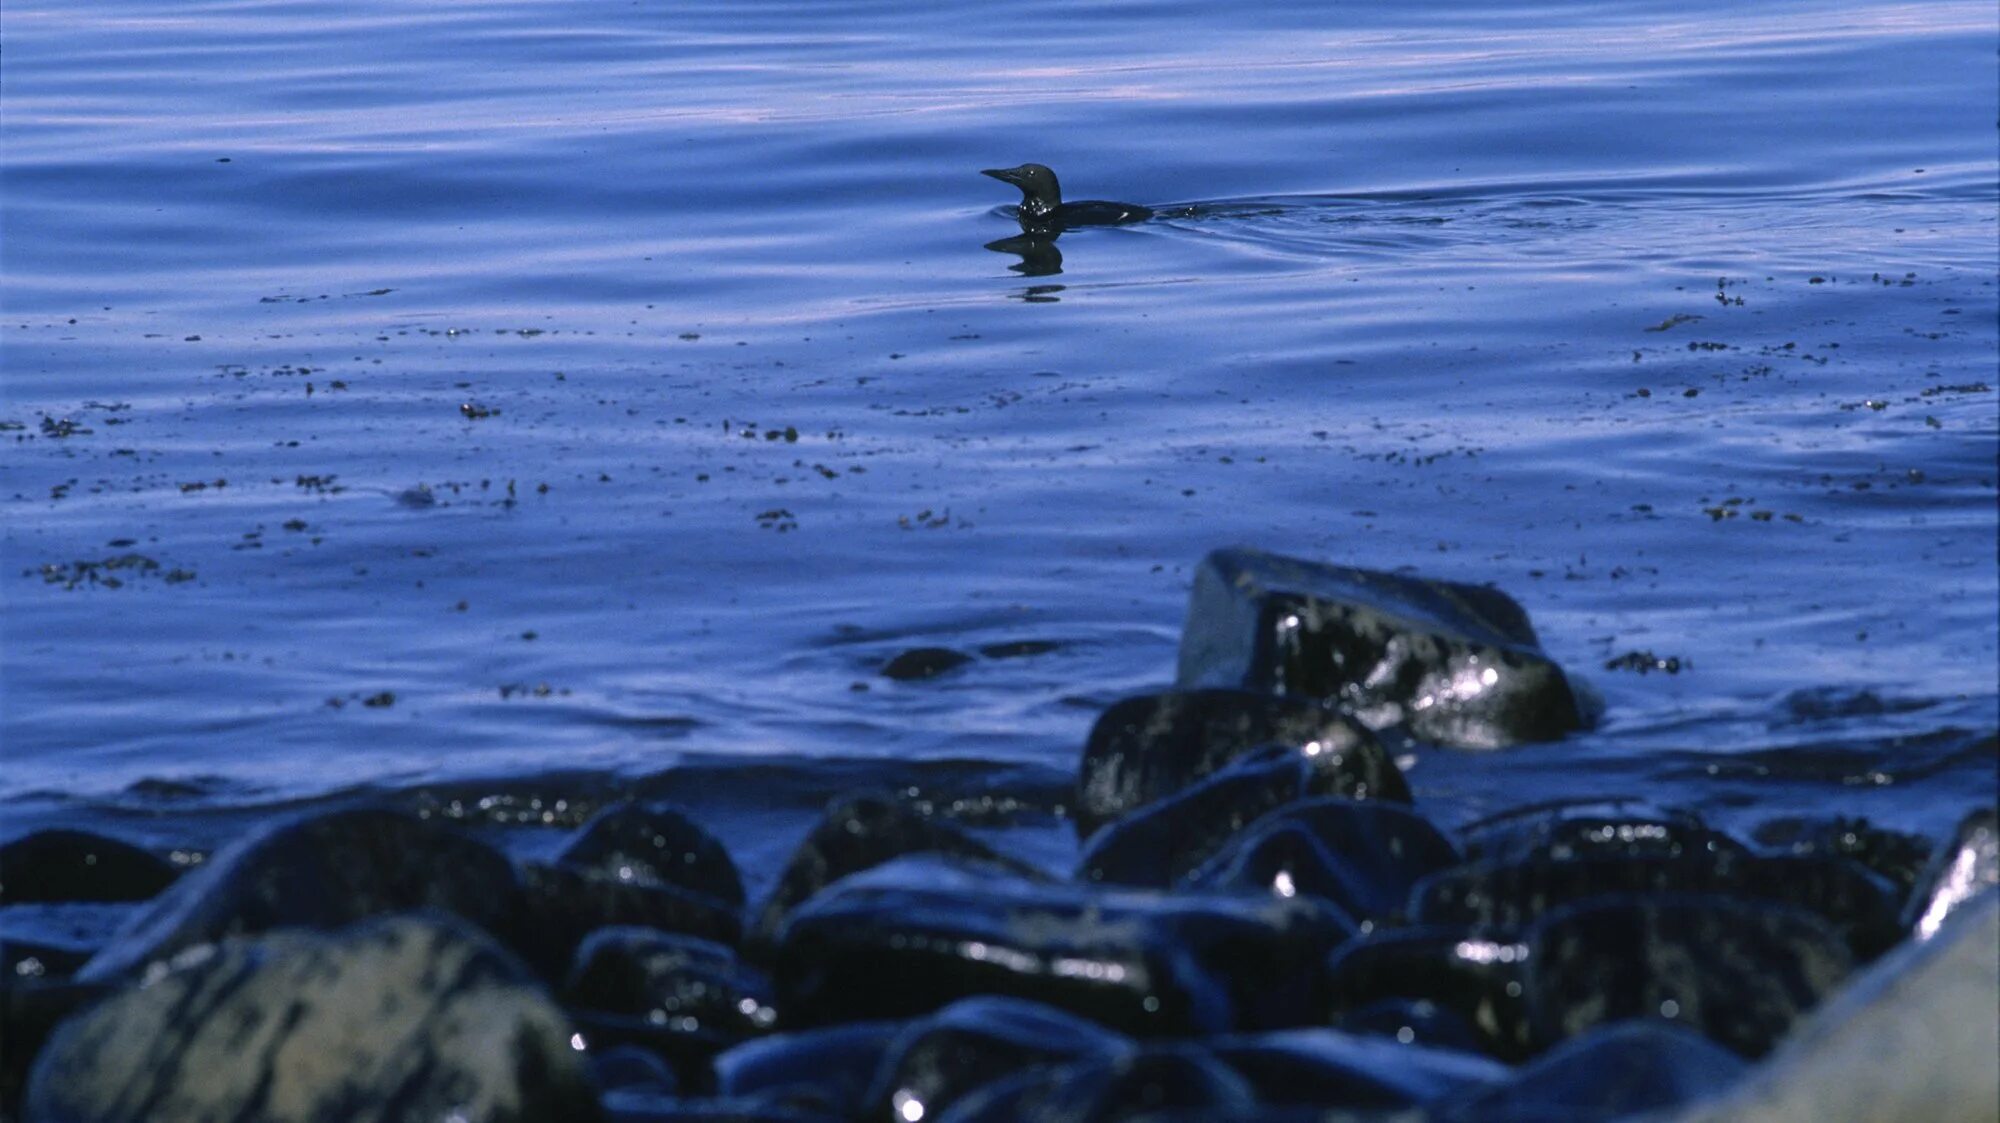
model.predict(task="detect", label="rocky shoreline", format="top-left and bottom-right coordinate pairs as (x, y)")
top-left (4, 548), bottom-right (1995, 1122)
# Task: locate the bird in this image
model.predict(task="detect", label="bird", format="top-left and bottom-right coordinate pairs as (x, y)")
top-left (981, 164), bottom-right (1153, 231)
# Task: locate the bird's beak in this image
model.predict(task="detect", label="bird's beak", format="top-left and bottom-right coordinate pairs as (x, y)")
top-left (982, 167), bottom-right (1023, 185)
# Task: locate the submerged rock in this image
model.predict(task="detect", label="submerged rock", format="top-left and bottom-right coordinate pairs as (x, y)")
top-left (1524, 895), bottom-right (1853, 1057)
top-left (1903, 807), bottom-right (1997, 941)
top-left (76, 807), bottom-right (520, 982)
top-left (752, 793), bottom-right (1045, 945)
top-left (1433, 1020), bottom-right (1747, 1122)
top-left (24, 914), bottom-right (601, 1123)
top-left (776, 856), bottom-right (1350, 1036)
top-left (559, 801), bottom-right (746, 908)
top-left (1175, 548), bottom-right (1587, 749)
top-left (1075, 688), bottom-right (1401, 840)
top-left (862, 996), bottom-right (1132, 1123)
top-left (1184, 797), bottom-right (1460, 924)
top-left (0, 829), bottom-right (179, 904)
top-left (515, 861), bottom-right (743, 978)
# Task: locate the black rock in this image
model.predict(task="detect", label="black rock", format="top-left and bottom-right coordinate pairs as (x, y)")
top-left (560, 801), bottom-right (746, 908)
top-left (863, 996), bottom-right (1133, 1123)
top-left (76, 807), bottom-right (521, 982)
top-left (1903, 807), bottom-right (1998, 941)
top-left (1206, 1027), bottom-right (1505, 1109)
top-left (1175, 548), bottom-right (1587, 749)
top-left (563, 927), bottom-right (775, 1091)
top-left (1324, 926), bottom-right (1533, 1059)
top-left (1331, 997), bottom-right (1492, 1055)
top-left (1185, 797), bottom-right (1460, 924)
top-left (1524, 894), bottom-right (1854, 1057)
top-left (1461, 801), bottom-right (1749, 866)
top-left (1076, 746), bottom-right (1332, 889)
top-left (0, 830), bottom-right (179, 904)
top-left (24, 914), bottom-right (602, 1123)
top-left (1410, 851), bottom-right (1902, 958)
top-left (1754, 815), bottom-right (1935, 904)
top-left (592, 1044), bottom-right (683, 1094)
top-left (752, 793), bottom-right (1046, 945)
top-left (715, 1021), bottom-right (905, 1119)
top-left (882, 647), bottom-right (974, 680)
top-left (602, 1095), bottom-right (845, 1123)
top-left (2, 977), bottom-right (112, 1115)
top-left (939, 1045), bottom-right (1255, 1123)
top-left (515, 861), bottom-right (743, 978)
top-left (1434, 1020), bottom-right (1749, 1122)
top-left (1076, 689), bottom-right (1401, 840)
top-left (777, 856), bottom-right (1351, 1036)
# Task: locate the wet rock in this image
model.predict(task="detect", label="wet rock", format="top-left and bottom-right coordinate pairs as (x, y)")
top-left (0, 829), bottom-right (178, 903)
top-left (715, 1021), bottom-right (905, 1118)
top-left (752, 793), bottom-right (1045, 945)
top-left (1331, 997), bottom-right (1491, 1054)
top-left (939, 1045), bottom-right (1255, 1123)
top-left (76, 807), bottom-right (520, 982)
top-left (24, 914), bottom-right (601, 1123)
top-left (1076, 746), bottom-right (1331, 889)
top-left (1754, 815), bottom-right (1934, 903)
top-left (1668, 890), bottom-right (1997, 1123)
top-left (1411, 852), bottom-right (1902, 957)
top-left (882, 647), bottom-right (973, 681)
top-left (515, 861), bottom-right (743, 978)
top-left (1433, 1020), bottom-right (1747, 1122)
top-left (776, 856), bottom-right (1350, 1036)
top-left (1461, 801), bottom-right (1748, 865)
top-left (1184, 797), bottom-right (1460, 924)
top-left (592, 1044), bottom-right (683, 1094)
top-left (563, 927), bottom-right (775, 1090)
top-left (1524, 895), bottom-right (1853, 1057)
top-left (1208, 1027), bottom-right (1505, 1109)
top-left (1175, 548), bottom-right (1586, 749)
top-left (1324, 927), bottom-right (1532, 1059)
top-left (862, 996), bottom-right (1133, 1123)
top-left (603, 1096), bottom-right (845, 1123)
top-left (1904, 807), bottom-right (1997, 941)
top-left (560, 801), bottom-right (746, 908)
top-left (1075, 688), bottom-right (1401, 839)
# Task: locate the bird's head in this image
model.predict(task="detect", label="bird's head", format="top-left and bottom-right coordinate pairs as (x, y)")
top-left (981, 163), bottom-right (1062, 216)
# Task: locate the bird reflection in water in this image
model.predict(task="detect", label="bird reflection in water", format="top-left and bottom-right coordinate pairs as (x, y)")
top-left (985, 232), bottom-right (1064, 277)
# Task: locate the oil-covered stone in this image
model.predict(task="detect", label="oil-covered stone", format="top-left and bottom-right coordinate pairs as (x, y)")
top-left (1460, 801), bottom-right (1748, 866)
top-left (862, 996), bottom-right (1132, 1123)
top-left (937, 1046), bottom-right (1255, 1123)
top-left (753, 793), bottom-right (1046, 945)
top-left (1323, 926), bottom-right (1533, 1059)
top-left (0, 830), bottom-right (179, 904)
top-left (1432, 1020), bottom-right (1748, 1122)
top-left (1185, 797), bottom-right (1460, 924)
top-left (714, 1021), bottom-right (905, 1119)
top-left (776, 856), bottom-right (1350, 1036)
top-left (1175, 548), bottom-right (1586, 749)
top-left (77, 807), bottom-right (521, 982)
top-left (1411, 851), bottom-right (1901, 957)
top-left (1075, 688), bottom-right (1401, 840)
top-left (24, 915), bottom-right (601, 1123)
top-left (1524, 895), bottom-right (1854, 1057)
top-left (564, 927), bottom-right (775, 1089)
top-left (560, 801), bottom-right (746, 908)
top-left (515, 861), bottom-right (744, 977)
top-left (1076, 746), bottom-right (1326, 889)
top-left (1207, 1027), bottom-right (1505, 1109)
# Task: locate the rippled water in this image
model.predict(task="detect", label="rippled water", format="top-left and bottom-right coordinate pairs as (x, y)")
top-left (3, 0), bottom-right (1994, 848)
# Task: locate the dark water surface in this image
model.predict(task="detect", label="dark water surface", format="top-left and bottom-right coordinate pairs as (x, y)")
top-left (3, 0), bottom-right (1995, 862)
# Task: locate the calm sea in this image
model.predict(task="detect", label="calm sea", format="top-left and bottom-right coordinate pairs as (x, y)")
top-left (3, 0), bottom-right (1994, 856)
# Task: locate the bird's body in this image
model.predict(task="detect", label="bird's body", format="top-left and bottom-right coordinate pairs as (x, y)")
top-left (981, 164), bottom-right (1153, 231)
